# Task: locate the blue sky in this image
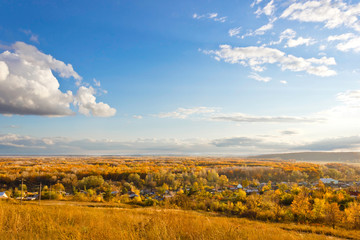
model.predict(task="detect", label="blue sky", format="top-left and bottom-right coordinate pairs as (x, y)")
top-left (1, 0), bottom-right (360, 155)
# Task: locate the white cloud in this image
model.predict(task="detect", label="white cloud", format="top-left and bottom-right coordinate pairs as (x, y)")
top-left (193, 12), bottom-right (227, 23)
top-left (280, 80), bottom-right (287, 84)
top-left (212, 113), bottom-right (322, 123)
top-left (255, 21), bottom-right (274, 34)
top-left (228, 27), bottom-right (242, 37)
top-left (313, 89), bottom-right (360, 129)
top-left (156, 107), bottom-right (217, 119)
top-left (269, 28), bottom-right (316, 48)
top-left (21, 29), bottom-right (39, 43)
top-left (248, 72), bottom-right (272, 82)
top-left (155, 106), bottom-right (322, 123)
top-left (2, 132), bottom-right (360, 155)
top-left (255, 0), bottom-right (275, 17)
top-left (251, 0), bottom-right (263, 8)
top-left (0, 61), bottom-right (9, 81)
top-left (296, 136), bottom-right (360, 151)
top-left (286, 36), bottom-right (316, 47)
top-left (328, 33), bottom-right (360, 52)
top-left (75, 86), bottom-right (116, 117)
top-left (0, 42), bottom-right (77, 116)
top-left (336, 90), bottom-right (360, 105)
top-left (0, 42), bottom-right (115, 117)
top-left (242, 19), bottom-right (275, 38)
top-left (281, 0), bottom-right (360, 31)
top-left (269, 28), bottom-right (297, 45)
top-left (93, 78), bottom-right (101, 87)
top-left (319, 45), bottom-right (326, 50)
top-left (133, 115), bottom-right (143, 119)
top-left (328, 32), bottom-right (355, 41)
top-left (203, 44), bottom-right (337, 77)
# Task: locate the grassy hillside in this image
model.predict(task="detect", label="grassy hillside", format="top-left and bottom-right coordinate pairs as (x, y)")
top-left (0, 201), bottom-right (359, 240)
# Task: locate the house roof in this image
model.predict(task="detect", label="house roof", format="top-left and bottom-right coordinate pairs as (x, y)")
top-left (0, 192), bottom-right (8, 198)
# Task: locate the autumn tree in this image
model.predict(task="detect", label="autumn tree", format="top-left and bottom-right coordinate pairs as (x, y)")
top-left (324, 202), bottom-right (341, 229)
top-left (291, 193), bottom-right (311, 223)
top-left (344, 201), bottom-right (360, 229)
top-left (218, 175), bottom-right (229, 188)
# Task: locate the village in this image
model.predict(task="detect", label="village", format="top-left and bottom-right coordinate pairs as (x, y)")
top-left (1, 177), bottom-right (359, 203)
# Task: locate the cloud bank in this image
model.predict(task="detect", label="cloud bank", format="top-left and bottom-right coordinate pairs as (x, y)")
top-left (2, 133), bottom-right (359, 155)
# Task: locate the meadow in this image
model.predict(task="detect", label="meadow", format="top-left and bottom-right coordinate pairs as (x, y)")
top-left (1, 200), bottom-right (358, 240)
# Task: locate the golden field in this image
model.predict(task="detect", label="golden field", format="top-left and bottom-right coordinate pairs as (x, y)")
top-left (0, 200), bottom-right (359, 240)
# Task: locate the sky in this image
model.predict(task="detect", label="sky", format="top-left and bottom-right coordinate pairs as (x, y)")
top-left (1, 0), bottom-right (360, 155)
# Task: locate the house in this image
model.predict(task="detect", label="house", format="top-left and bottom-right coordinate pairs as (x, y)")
top-left (348, 191), bottom-right (360, 199)
top-left (237, 184), bottom-right (243, 189)
top-left (246, 189), bottom-right (259, 195)
top-left (128, 192), bottom-right (139, 198)
top-left (26, 195), bottom-right (38, 201)
top-left (320, 178), bottom-right (339, 185)
top-left (0, 192), bottom-right (8, 199)
top-left (164, 191), bottom-right (175, 199)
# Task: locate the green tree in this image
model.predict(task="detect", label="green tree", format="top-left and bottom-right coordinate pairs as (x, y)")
top-left (77, 175), bottom-right (104, 189)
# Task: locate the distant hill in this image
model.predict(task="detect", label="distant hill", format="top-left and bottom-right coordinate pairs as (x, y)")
top-left (248, 152), bottom-right (360, 163)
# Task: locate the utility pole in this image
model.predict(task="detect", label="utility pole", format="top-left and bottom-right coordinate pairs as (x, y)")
top-left (21, 177), bottom-right (23, 205)
top-left (39, 183), bottom-right (42, 206)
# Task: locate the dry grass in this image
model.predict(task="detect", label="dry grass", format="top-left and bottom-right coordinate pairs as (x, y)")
top-left (0, 201), bottom-right (350, 240)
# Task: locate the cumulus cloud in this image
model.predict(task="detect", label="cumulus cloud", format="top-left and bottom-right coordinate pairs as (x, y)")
top-left (0, 42), bottom-right (115, 117)
top-left (281, 0), bottom-right (360, 31)
top-left (328, 33), bottom-right (360, 52)
top-left (203, 44), bottom-right (336, 77)
top-left (248, 72), bottom-right (272, 82)
top-left (156, 107), bottom-right (217, 119)
top-left (193, 12), bottom-right (227, 23)
top-left (286, 36), bottom-right (316, 47)
top-left (0, 42), bottom-right (77, 116)
top-left (75, 86), bottom-right (116, 117)
top-left (269, 28), bottom-right (296, 45)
